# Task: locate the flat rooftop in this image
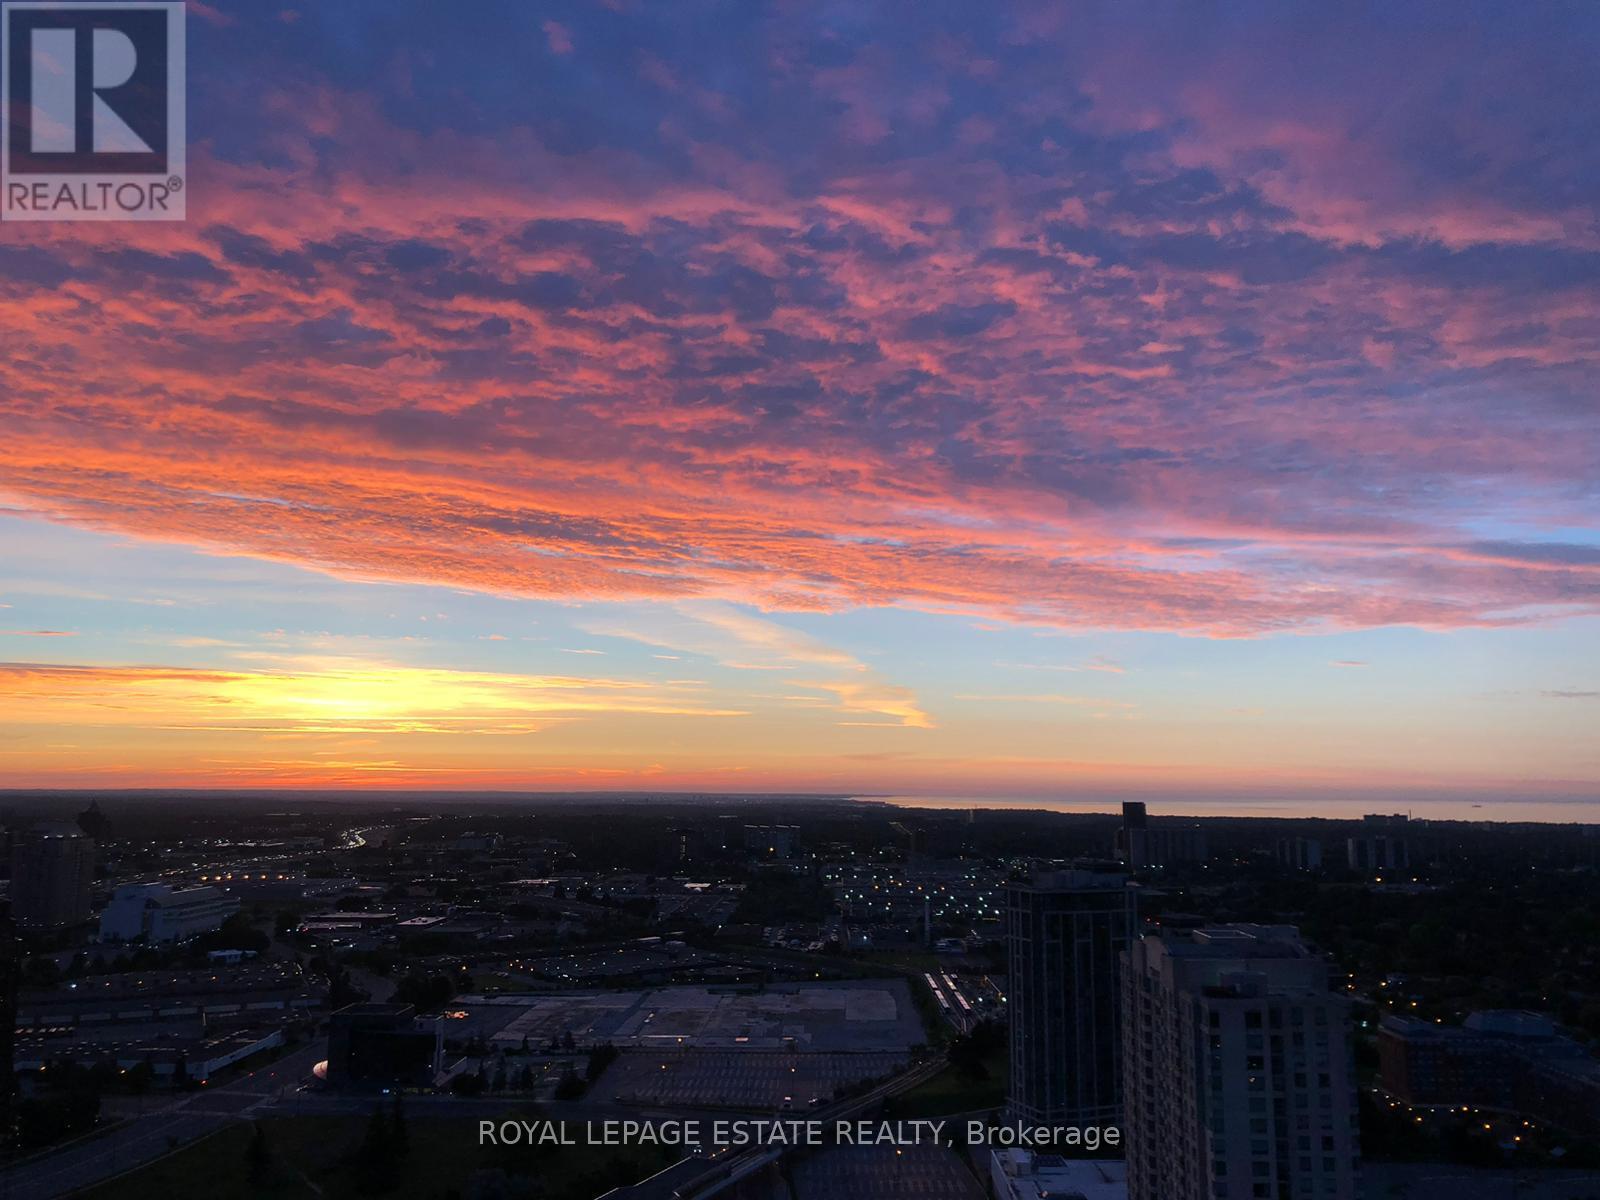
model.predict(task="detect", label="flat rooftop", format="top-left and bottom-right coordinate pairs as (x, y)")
top-left (1013, 869), bottom-right (1129, 891)
top-left (992, 1150), bottom-right (1128, 1200)
top-left (1166, 924), bottom-right (1313, 958)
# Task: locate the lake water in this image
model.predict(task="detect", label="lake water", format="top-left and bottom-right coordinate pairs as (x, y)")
top-left (862, 793), bottom-right (1600, 824)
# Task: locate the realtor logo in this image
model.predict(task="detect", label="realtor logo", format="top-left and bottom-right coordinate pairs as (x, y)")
top-left (2, 1), bottom-right (185, 220)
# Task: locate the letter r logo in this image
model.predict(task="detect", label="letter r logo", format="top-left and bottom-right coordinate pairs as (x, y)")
top-left (29, 25), bottom-right (153, 153)
top-left (4, 2), bottom-right (177, 173)
top-left (30, 25), bottom-right (152, 153)
top-left (2, 0), bottom-right (184, 219)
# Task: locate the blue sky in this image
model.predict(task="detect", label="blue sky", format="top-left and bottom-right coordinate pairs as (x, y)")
top-left (0, 1), bottom-right (1596, 804)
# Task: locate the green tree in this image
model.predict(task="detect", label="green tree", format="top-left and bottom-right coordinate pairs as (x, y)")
top-left (356, 1103), bottom-right (397, 1193)
top-left (127, 1060), bottom-right (154, 1095)
top-left (555, 1066), bottom-right (585, 1101)
top-left (585, 1042), bottom-right (619, 1081)
top-left (390, 1092), bottom-right (409, 1157)
top-left (246, 1121), bottom-right (271, 1183)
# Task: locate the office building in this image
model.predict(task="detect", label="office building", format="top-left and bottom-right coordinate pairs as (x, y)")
top-left (1379, 1010), bottom-right (1600, 1139)
top-left (16, 962), bottom-right (318, 1031)
top-left (1345, 836), bottom-right (1408, 873)
top-left (8, 826), bottom-right (94, 931)
top-left (744, 824), bottom-right (799, 859)
top-left (326, 1002), bottom-right (444, 1090)
top-left (1006, 870), bottom-right (1135, 1128)
top-left (1123, 924), bottom-right (1360, 1200)
top-left (1347, 815), bottom-right (1410, 874)
top-left (1114, 801), bottom-right (1147, 865)
top-left (12, 1028), bottom-right (284, 1085)
top-left (990, 1149), bottom-right (1127, 1200)
top-left (1275, 838), bottom-right (1323, 872)
top-left (1116, 802), bottom-right (1208, 869)
top-left (0, 902), bottom-right (17, 1156)
top-left (98, 882), bottom-right (241, 944)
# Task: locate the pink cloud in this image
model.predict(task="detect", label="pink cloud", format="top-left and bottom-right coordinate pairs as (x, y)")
top-left (0, 14), bottom-right (1595, 641)
top-left (543, 21), bottom-right (574, 55)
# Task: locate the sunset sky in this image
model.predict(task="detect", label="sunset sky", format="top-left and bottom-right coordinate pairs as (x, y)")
top-left (0, 2), bottom-right (1596, 807)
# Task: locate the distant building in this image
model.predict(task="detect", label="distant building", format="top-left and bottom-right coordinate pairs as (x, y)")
top-left (990, 1149), bottom-right (1127, 1200)
top-left (75, 801), bottom-right (112, 844)
top-left (671, 827), bottom-right (696, 866)
top-left (17, 961), bottom-right (317, 1030)
top-left (391, 909), bottom-right (501, 946)
top-left (1379, 1011), bottom-right (1600, 1139)
top-left (1275, 837), bottom-right (1323, 871)
top-left (13, 1027), bottom-right (282, 1085)
top-left (325, 1003), bottom-right (443, 1091)
top-left (8, 827), bottom-right (94, 931)
top-left (297, 911), bottom-right (400, 936)
top-left (0, 902), bottom-right (18, 1155)
top-left (202, 873), bottom-right (360, 903)
top-left (1122, 924), bottom-right (1360, 1200)
top-left (744, 824), bottom-right (799, 859)
top-left (98, 883), bottom-right (241, 944)
top-left (1006, 870), bottom-right (1135, 1129)
top-left (1347, 815), bottom-right (1411, 872)
top-left (1114, 802), bottom-right (1147, 865)
top-left (1116, 802), bottom-right (1207, 869)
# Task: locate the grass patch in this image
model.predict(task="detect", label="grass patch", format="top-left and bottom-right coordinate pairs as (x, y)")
top-left (852, 950), bottom-right (945, 975)
top-left (78, 1113), bottom-right (679, 1200)
top-left (882, 1048), bottom-right (1008, 1120)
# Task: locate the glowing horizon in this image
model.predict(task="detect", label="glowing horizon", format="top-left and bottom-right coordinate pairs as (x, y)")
top-left (0, 3), bottom-right (1596, 806)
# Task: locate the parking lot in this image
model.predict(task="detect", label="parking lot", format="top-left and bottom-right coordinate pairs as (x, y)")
top-left (456, 979), bottom-right (924, 1054)
top-left (597, 1048), bottom-right (909, 1110)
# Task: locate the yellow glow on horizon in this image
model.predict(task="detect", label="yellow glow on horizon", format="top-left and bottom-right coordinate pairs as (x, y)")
top-left (0, 659), bottom-right (746, 735)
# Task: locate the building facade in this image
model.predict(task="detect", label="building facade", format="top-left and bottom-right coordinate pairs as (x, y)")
top-left (326, 1003), bottom-right (444, 1090)
top-left (1116, 802), bottom-right (1208, 869)
top-left (1123, 925), bottom-right (1360, 1200)
top-left (98, 883), bottom-right (241, 944)
top-left (0, 902), bottom-right (17, 1157)
top-left (1274, 838), bottom-right (1323, 872)
top-left (8, 827), bottom-right (94, 931)
top-left (990, 1149), bottom-right (1128, 1200)
top-left (1379, 1010), bottom-right (1600, 1139)
top-left (743, 824), bottom-right (799, 859)
top-left (1005, 870), bottom-right (1135, 1128)
top-left (1346, 815), bottom-right (1410, 874)
top-left (1345, 835), bottom-right (1408, 873)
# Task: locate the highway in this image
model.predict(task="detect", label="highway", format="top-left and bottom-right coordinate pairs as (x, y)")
top-left (0, 1041), bottom-right (329, 1200)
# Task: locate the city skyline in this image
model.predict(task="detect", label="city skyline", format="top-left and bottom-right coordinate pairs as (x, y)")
top-left (1, 2), bottom-right (1598, 804)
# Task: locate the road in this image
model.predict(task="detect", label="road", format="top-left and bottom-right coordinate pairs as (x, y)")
top-left (1363, 1163), bottom-right (1600, 1200)
top-left (0, 1008), bottom-right (944, 1199)
top-left (658, 1053), bottom-right (952, 1200)
top-left (0, 1052), bottom-right (856, 1199)
top-left (0, 1041), bottom-right (329, 1200)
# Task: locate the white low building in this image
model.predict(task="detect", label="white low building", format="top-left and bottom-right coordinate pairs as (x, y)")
top-left (99, 882), bottom-right (241, 944)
